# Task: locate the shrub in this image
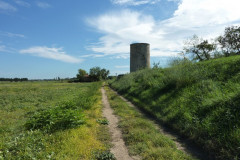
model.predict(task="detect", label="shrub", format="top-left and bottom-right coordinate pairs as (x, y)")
top-left (25, 102), bottom-right (85, 133)
top-left (93, 150), bottom-right (116, 160)
top-left (97, 119), bottom-right (109, 125)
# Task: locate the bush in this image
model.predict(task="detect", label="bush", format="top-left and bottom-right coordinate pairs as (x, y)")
top-left (93, 150), bottom-right (116, 160)
top-left (25, 101), bottom-right (85, 133)
top-left (97, 119), bottom-right (109, 125)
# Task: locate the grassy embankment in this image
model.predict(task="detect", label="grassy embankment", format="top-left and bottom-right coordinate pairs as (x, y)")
top-left (0, 81), bottom-right (112, 159)
top-left (109, 55), bottom-right (240, 160)
top-left (104, 86), bottom-right (194, 160)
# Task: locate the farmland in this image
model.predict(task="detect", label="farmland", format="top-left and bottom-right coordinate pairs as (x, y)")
top-left (0, 81), bottom-right (197, 160)
top-left (1, 55), bottom-right (240, 160)
top-left (0, 81), bottom-right (111, 159)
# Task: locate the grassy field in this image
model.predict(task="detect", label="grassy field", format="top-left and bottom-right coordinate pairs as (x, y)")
top-left (109, 55), bottom-right (240, 160)
top-left (0, 81), bottom-right (112, 159)
top-left (104, 86), bottom-right (195, 160)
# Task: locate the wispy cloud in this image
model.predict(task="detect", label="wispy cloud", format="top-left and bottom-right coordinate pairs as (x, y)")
top-left (79, 54), bottom-right (105, 58)
top-left (14, 0), bottom-right (31, 7)
top-left (0, 45), bottom-right (16, 53)
top-left (87, 0), bottom-right (240, 58)
top-left (0, 31), bottom-right (25, 38)
top-left (20, 46), bottom-right (83, 63)
top-left (0, 45), bottom-right (6, 52)
top-left (167, 0), bottom-right (180, 2)
top-left (36, 1), bottom-right (50, 9)
top-left (111, 0), bottom-right (161, 6)
top-left (0, 1), bottom-right (17, 12)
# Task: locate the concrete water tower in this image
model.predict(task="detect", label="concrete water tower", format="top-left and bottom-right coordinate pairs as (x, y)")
top-left (130, 43), bottom-right (150, 72)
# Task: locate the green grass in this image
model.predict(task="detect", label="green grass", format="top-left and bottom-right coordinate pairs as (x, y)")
top-left (109, 55), bottom-right (240, 160)
top-left (0, 81), bottom-right (111, 160)
top-left (104, 86), bottom-right (195, 160)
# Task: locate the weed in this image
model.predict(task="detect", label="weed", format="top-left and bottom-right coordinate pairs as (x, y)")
top-left (1, 130), bottom-right (52, 159)
top-left (25, 104), bottom-right (85, 133)
top-left (97, 119), bottom-right (109, 125)
top-left (93, 150), bottom-right (116, 160)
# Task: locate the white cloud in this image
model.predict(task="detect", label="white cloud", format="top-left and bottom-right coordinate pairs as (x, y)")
top-left (0, 31), bottom-right (25, 38)
top-left (0, 1), bottom-right (17, 12)
top-left (87, 0), bottom-right (240, 58)
top-left (20, 46), bottom-right (83, 63)
top-left (166, 0), bottom-right (240, 28)
top-left (87, 10), bottom-right (179, 57)
top-left (14, 0), bottom-right (30, 7)
top-left (36, 1), bottom-right (50, 9)
top-left (111, 0), bottom-right (160, 6)
top-left (79, 54), bottom-right (105, 58)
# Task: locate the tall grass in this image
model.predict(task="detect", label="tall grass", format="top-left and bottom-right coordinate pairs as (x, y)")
top-left (109, 55), bottom-right (240, 160)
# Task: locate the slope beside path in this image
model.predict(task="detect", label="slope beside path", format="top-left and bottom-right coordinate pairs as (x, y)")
top-left (110, 87), bottom-right (210, 160)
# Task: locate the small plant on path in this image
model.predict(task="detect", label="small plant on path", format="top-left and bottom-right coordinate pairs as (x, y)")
top-left (97, 119), bottom-right (109, 125)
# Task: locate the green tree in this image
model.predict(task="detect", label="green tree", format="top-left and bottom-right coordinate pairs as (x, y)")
top-left (76, 69), bottom-right (87, 81)
top-left (100, 68), bottom-right (110, 80)
top-left (89, 67), bottom-right (109, 81)
top-left (217, 25), bottom-right (240, 56)
top-left (183, 35), bottom-right (216, 61)
top-left (89, 67), bottom-right (101, 81)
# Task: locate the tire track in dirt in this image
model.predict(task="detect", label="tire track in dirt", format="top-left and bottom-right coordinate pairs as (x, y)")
top-left (101, 87), bottom-right (134, 160)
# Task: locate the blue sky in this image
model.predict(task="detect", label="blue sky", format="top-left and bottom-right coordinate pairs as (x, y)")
top-left (0, 0), bottom-right (240, 79)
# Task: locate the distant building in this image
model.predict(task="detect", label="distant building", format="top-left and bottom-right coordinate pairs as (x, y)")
top-left (82, 75), bottom-right (92, 82)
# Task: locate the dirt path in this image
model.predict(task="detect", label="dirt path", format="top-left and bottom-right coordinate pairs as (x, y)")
top-left (111, 88), bottom-right (211, 160)
top-left (101, 87), bottom-right (133, 160)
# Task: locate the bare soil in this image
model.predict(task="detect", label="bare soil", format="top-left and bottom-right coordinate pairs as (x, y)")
top-left (101, 87), bottom-right (134, 160)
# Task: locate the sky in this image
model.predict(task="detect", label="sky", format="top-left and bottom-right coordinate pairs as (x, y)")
top-left (0, 0), bottom-right (240, 79)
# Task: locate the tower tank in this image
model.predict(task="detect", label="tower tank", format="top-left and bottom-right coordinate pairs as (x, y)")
top-left (130, 43), bottom-right (150, 72)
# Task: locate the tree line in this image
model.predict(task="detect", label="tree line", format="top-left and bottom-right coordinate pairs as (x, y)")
top-left (0, 78), bottom-right (28, 82)
top-left (70, 67), bottom-right (110, 82)
top-left (182, 25), bottom-right (240, 61)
